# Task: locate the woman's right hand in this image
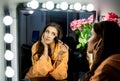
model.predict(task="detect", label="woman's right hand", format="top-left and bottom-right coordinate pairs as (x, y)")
top-left (41, 34), bottom-right (49, 60)
top-left (41, 34), bottom-right (48, 47)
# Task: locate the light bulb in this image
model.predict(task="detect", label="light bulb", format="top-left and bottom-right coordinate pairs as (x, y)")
top-left (73, 3), bottom-right (81, 11)
top-left (3, 16), bottom-right (13, 26)
top-left (45, 1), bottom-right (54, 10)
top-left (4, 33), bottom-right (14, 43)
top-left (60, 2), bottom-right (68, 10)
top-left (4, 50), bottom-right (14, 61)
top-left (5, 66), bottom-right (15, 78)
top-left (30, 0), bottom-right (39, 9)
top-left (86, 3), bottom-right (94, 11)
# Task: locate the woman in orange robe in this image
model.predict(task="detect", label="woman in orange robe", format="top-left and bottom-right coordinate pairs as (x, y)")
top-left (25, 22), bottom-right (69, 81)
top-left (83, 21), bottom-right (120, 81)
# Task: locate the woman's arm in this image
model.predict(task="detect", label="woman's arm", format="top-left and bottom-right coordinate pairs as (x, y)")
top-left (25, 42), bottom-right (53, 78)
top-left (49, 43), bottom-right (69, 80)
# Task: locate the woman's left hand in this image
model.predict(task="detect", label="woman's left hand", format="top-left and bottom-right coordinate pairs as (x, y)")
top-left (60, 43), bottom-right (69, 53)
top-left (55, 43), bottom-right (69, 66)
top-left (58, 43), bottom-right (69, 58)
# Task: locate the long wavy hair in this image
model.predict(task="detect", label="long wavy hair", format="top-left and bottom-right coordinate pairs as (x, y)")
top-left (83, 21), bottom-right (120, 81)
top-left (33, 22), bottom-right (63, 60)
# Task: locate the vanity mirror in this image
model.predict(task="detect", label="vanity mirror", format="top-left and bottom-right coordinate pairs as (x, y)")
top-left (17, 2), bottom-right (96, 81)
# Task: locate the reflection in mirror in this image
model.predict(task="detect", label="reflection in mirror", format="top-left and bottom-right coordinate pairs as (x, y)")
top-left (17, 3), bottom-right (96, 81)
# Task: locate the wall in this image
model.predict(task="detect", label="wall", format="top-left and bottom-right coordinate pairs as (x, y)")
top-left (0, 4), bottom-right (5, 81)
top-left (98, 0), bottom-right (120, 23)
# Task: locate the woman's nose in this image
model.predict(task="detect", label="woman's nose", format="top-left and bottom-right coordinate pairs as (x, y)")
top-left (47, 33), bottom-right (52, 37)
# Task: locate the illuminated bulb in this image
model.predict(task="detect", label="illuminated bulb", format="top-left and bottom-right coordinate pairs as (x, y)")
top-left (42, 3), bottom-right (46, 8)
top-left (56, 4), bottom-right (60, 9)
top-left (81, 5), bottom-right (86, 10)
top-left (29, 0), bottom-right (39, 9)
top-left (60, 2), bottom-right (68, 10)
top-left (3, 16), bottom-right (13, 26)
top-left (73, 3), bottom-right (81, 11)
top-left (69, 5), bottom-right (74, 9)
top-left (45, 1), bottom-right (54, 10)
top-left (4, 50), bottom-right (14, 61)
top-left (26, 2), bottom-right (31, 7)
top-left (4, 33), bottom-right (14, 43)
top-left (86, 3), bottom-right (94, 11)
top-left (5, 66), bottom-right (15, 78)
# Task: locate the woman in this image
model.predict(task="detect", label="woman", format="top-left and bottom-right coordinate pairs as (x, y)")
top-left (83, 21), bottom-right (120, 81)
top-left (25, 22), bottom-right (69, 81)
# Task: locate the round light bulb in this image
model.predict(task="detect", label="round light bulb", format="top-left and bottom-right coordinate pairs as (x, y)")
top-left (5, 66), bottom-right (15, 78)
top-left (56, 4), bottom-right (60, 9)
top-left (73, 3), bottom-right (81, 11)
top-left (60, 2), bottom-right (68, 10)
top-left (81, 5), bottom-right (86, 10)
top-left (3, 16), bottom-right (13, 26)
top-left (30, 0), bottom-right (39, 9)
top-left (4, 50), bottom-right (14, 61)
top-left (86, 3), bottom-right (94, 11)
top-left (26, 2), bottom-right (31, 7)
top-left (45, 1), bottom-right (54, 10)
top-left (42, 3), bottom-right (46, 8)
top-left (69, 5), bottom-right (74, 9)
top-left (4, 33), bottom-right (14, 43)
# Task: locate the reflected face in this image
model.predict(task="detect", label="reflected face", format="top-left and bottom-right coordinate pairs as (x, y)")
top-left (87, 28), bottom-right (98, 54)
top-left (43, 26), bottom-right (58, 44)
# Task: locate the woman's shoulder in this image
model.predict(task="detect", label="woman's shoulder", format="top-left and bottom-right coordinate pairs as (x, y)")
top-left (31, 41), bottom-right (38, 53)
top-left (104, 54), bottom-right (120, 64)
top-left (32, 41), bottom-right (38, 48)
top-left (101, 54), bottom-right (120, 71)
top-left (92, 54), bottom-right (120, 81)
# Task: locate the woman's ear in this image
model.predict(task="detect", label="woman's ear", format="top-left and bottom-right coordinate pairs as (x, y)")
top-left (97, 38), bottom-right (102, 47)
top-left (94, 38), bottom-right (102, 51)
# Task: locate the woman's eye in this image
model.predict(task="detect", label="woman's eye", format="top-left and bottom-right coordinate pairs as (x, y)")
top-left (52, 32), bottom-right (56, 36)
top-left (45, 30), bottom-right (49, 33)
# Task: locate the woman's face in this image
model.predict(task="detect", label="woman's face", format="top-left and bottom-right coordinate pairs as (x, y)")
top-left (87, 28), bottom-right (98, 54)
top-left (43, 26), bottom-right (58, 44)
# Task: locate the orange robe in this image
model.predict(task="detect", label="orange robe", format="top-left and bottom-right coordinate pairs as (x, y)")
top-left (25, 42), bottom-right (69, 80)
top-left (90, 54), bottom-right (120, 81)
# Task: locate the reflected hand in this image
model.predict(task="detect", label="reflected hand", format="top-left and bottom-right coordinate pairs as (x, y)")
top-left (57, 43), bottom-right (69, 60)
top-left (60, 43), bottom-right (69, 53)
top-left (41, 34), bottom-right (48, 47)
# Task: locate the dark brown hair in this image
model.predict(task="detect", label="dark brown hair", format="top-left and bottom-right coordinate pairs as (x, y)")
top-left (33, 22), bottom-right (63, 60)
top-left (84, 21), bottom-right (120, 81)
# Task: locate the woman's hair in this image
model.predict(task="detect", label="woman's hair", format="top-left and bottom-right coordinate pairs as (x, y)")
top-left (84, 21), bottom-right (120, 81)
top-left (34, 22), bottom-right (63, 59)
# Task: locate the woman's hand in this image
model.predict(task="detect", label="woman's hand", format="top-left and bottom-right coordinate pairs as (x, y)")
top-left (41, 34), bottom-right (48, 47)
top-left (54, 43), bottom-right (69, 67)
top-left (57, 43), bottom-right (69, 60)
top-left (41, 34), bottom-right (49, 60)
top-left (60, 43), bottom-right (69, 53)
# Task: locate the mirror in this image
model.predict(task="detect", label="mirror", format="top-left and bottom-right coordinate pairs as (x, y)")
top-left (17, 3), bottom-right (96, 81)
